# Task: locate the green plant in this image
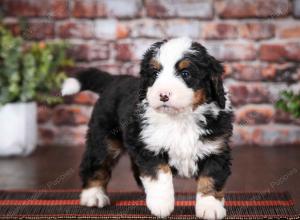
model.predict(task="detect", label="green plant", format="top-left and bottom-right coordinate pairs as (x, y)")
top-left (276, 91), bottom-right (300, 118)
top-left (0, 25), bottom-right (73, 105)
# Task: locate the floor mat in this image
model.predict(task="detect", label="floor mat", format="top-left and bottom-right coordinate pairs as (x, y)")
top-left (0, 190), bottom-right (298, 219)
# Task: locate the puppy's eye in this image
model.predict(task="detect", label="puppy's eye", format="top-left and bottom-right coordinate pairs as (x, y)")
top-left (181, 70), bottom-right (190, 78)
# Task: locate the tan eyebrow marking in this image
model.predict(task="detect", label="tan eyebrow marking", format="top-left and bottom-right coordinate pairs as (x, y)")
top-left (149, 59), bottom-right (162, 70)
top-left (178, 59), bottom-right (191, 70)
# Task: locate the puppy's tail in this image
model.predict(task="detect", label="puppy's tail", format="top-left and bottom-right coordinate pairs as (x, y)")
top-left (61, 68), bottom-right (114, 96)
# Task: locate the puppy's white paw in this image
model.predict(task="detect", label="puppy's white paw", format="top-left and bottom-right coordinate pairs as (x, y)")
top-left (141, 171), bottom-right (175, 218)
top-left (80, 187), bottom-right (110, 208)
top-left (195, 194), bottom-right (226, 220)
top-left (146, 192), bottom-right (175, 218)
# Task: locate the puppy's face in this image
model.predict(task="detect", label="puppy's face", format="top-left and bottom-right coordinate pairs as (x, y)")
top-left (140, 37), bottom-right (225, 114)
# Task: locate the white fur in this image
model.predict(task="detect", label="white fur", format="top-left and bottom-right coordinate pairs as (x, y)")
top-left (80, 187), bottom-right (110, 208)
top-left (61, 78), bottom-right (81, 96)
top-left (140, 102), bottom-right (224, 178)
top-left (140, 170), bottom-right (175, 218)
top-left (146, 76), bottom-right (194, 113)
top-left (147, 37), bottom-right (195, 112)
top-left (157, 37), bottom-right (194, 67)
top-left (195, 193), bottom-right (226, 219)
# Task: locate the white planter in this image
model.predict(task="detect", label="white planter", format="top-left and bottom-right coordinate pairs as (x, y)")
top-left (0, 102), bottom-right (37, 156)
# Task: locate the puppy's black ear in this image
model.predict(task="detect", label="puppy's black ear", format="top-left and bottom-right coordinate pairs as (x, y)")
top-left (140, 41), bottom-right (165, 77)
top-left (207, 55), bottom-right (226, 109)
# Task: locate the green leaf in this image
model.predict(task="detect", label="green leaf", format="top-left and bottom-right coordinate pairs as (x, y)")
top-left (0, 24), bottom-right (73, 105)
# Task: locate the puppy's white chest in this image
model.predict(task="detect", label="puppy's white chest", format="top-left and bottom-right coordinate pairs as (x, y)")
top-left (141, 109), bottom-right (212, 177)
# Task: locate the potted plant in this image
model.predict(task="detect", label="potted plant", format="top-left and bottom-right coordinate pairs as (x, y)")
top-left (0, 25), bottom-right (72, 156)
top-left (276, 91), bottom-right (300, 118)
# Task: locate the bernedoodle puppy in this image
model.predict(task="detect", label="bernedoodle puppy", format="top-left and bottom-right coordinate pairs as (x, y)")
top-left (62, 37), bottom-right (233, 219)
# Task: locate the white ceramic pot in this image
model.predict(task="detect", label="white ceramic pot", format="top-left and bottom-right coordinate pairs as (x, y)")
top-left (0, 102), bottom-right (37, 156)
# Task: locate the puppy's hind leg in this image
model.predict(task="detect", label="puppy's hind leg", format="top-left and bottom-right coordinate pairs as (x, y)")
top-left (79, 123), bottom-right (123, 208)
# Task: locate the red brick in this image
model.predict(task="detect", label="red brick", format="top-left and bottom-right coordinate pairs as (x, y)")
top-left (57, 21), bottom-right (94, 39)
top-left (72, 0), bottom-right (142, 18)
top-left (38, 106), bottom-right (52, 124)
top-left (53, 106), bottom-right (91, 126)
top-left (3, 21), bottom-right (21, 36)
top-left (229, 63), bottom-right (262, 81)
top-left (72, 0), bottom-right (105, 18)
top-left (115, 39), bottom-right (154, 61)
top-left (116, 23), bottom-right (129, 39)
top-left (216, 0), bottom-right (291, 19)
top-left (165, 20), bottom-right (201, 38)
top-left (203, 23), bottom-right (238, 39)
top-left (72, 0), bottom-right (96, 17)
top-left (239, 23), bottom-right (275, 40)
top-left (95, 62), bottom-right (122, 75)
top-left (278, 25), bottom-right (300, 38)
top-left (222, 63), bottom-right (232, 78)
top-left (24, 21), bottom-right (54, 40)
top-left (285, 43), bottom-right (300, 61)
top-left (260, 43), bottom-right (300, 62)
top-left (145, 0), bottom-right (213, 19)
top-left (104, 0), bottom-right (142, 18)
top-left (261, 63), bottom-right (299, 82)
top-left (227, 82), bottom-right (269, 106)
top-left (252, 125), bottom-right (300, 147)
top-left (231, 125), bottom-right (254, 147)
top-left (69, 42), bottom-right (109, 61)
top-left (72, 92), bottom-right (99, 105)
top-left (228, 63), bottom-right (300, 82)
top-left (235, 105), bottom-right (275, 125)
top-left (95, 20), bottom-right (129, 40)
top-left (260, 44), bottom-right (286, 62)
top-left (38, 127), bottom-right (55, 146)
top-left (53, 126), bottom-right (87, 147)
top-left (2, 0), bottom-right (49, 17)
top-left (232, 125), bottom-right (300, 147)
top-left (49, 0), bottom-right (69, 19)
top-left (274, 109), bottom-right (300, 125)
top-left (208, 43), bottom-right (256, 61)
top-left (120, 62), bottom-right (140, 77)
top-left (130, 20), bottom-right (165, 38)
top-left (115, 43), bottom-right (133, 61)
top-left (294, 0), bottom-right (300, 17)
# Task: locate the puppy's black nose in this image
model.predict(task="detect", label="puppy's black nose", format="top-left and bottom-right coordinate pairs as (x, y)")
top-left (160, 94), bottom-right (169, 102)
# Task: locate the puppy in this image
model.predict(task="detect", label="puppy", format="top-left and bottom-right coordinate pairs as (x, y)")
top-left (62, 37), bottom-right (233, 219)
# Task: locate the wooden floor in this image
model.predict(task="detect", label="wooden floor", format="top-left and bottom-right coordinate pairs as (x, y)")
top-left (0, 145), bottom-right (299, 212)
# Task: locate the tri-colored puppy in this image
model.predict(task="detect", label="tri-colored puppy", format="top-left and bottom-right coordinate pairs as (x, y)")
top-left (62, 37), bottom-right (233, 219)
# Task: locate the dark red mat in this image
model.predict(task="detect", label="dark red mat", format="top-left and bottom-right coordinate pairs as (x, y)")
top-left (0, 189), bottom-right (298, 219)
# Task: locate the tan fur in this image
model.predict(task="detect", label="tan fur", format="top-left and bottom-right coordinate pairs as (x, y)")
top-left (193, 89), bottom-right (206, 110)
top-left (149, 59), bottom-right (162, 70)
top-left (87, 168), bottom-right (110, 189)
top-left (158, 164), bottom-right (171, 173)
top-left (106, 138), bottom-right (123, 159)
top-left (141, 164), bottom-right (171, 180)
top-left (178, 59), bottom-right (191, 70)
top-left (197, 176), bottom-right (224, 200)
top-left (85, 138), bottom-right (123, 190)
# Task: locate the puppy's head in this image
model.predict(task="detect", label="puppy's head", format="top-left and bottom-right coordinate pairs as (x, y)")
top-left (140, 37), bottom-right (225, 115)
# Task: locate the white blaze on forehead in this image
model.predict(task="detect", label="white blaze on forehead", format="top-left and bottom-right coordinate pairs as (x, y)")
top-left (156, 37), bottom-right (193, 72)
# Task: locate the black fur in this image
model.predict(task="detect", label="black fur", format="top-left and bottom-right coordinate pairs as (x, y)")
top-left (75, 40), bottom-right (233, 195)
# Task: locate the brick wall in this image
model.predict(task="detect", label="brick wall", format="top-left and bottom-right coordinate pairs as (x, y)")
top-left (1, 0), bottom-right (300, 147)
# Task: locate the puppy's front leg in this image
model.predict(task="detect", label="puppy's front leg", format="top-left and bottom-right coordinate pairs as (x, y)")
top-left (140, 165), bottom-right (175, 218)
top-left (195, 176), bottom-right (226, 219)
